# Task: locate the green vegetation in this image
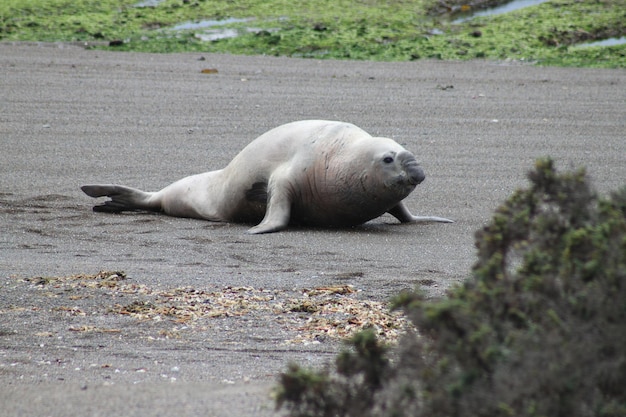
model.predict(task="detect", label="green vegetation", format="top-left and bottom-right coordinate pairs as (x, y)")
top-left (1, 0), bottom-right (625, 67)
top-left (276, 158), bottom-right (626, 417)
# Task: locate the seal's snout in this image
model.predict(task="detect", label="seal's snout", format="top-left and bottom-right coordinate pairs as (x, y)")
top-left (401, 155), bottom-right (425, 185)
top-left (407, 165), bottom-right (425, 185)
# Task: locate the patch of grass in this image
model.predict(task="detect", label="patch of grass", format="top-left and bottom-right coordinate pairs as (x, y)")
top-left (2, 1), bottom-right (623, 69)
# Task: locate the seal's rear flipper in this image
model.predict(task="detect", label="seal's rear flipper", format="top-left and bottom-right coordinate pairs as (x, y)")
top-left (81, 184), bottom-right (160, 213)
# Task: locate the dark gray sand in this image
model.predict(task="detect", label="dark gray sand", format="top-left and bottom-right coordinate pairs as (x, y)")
top-left (1, 43), bottom-right (624, 416)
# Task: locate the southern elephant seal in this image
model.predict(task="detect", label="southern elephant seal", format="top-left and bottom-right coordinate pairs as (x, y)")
top-left (81, 120), bottom-right (453, 234)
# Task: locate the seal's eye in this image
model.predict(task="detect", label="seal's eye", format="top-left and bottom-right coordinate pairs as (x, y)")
top-left (383, 156), bottom-right (394, 164)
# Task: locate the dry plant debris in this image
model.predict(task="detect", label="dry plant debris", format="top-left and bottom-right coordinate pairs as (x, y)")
top-left (18, 271), bottom-right (410, 344)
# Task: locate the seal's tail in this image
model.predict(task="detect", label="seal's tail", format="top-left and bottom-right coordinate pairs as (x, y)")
top-left (81, 184), bottom-right (160, 213)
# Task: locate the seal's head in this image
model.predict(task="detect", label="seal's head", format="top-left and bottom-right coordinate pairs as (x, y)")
top-left (381, 149), bottom-right (425, 189)
top-left (367, 138), bottom-right (425, 199)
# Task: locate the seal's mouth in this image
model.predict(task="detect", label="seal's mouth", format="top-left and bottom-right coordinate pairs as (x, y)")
top-left (402, 158), bottom-right (425, 185)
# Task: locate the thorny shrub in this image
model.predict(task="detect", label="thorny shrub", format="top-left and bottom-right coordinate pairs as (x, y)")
top-left (275, 158), bottom-right (626, 417)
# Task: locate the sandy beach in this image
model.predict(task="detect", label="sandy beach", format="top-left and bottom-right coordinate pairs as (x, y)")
top-left (1, 43), bottom-right (624, 416)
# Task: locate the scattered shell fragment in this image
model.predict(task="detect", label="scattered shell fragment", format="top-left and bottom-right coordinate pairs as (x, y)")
top-left (14, 271), bottom-right (411, 344)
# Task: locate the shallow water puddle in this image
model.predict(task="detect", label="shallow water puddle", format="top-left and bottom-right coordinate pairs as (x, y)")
top-left (167, 17), bottom-right (282, 42)
top-left (134, 2), bottom-right (263, 41)
top-left (171, 18), bottom-right (255, 41)
top-left (170, 17), bottom-right (253, 31)
top-left (453, 0), bottom-right (551, 23)
top-left (574, 36), bottom-right (626, 48)
top-left (134, 0), bottom-right (167, 7)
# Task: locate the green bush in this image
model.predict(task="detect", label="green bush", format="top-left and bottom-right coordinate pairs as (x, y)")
top-left (276, 158), bottom-right (626, 417)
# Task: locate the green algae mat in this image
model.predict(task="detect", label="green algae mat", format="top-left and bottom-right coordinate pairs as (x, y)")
top-left (2, 0), bottom-right (624, 68)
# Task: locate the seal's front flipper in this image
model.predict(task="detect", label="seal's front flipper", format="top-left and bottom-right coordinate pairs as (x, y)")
top-left (246, 175), bottom-right (292, 234)
top-left (246, 195), bottom-right (291, 234)
top-left (410, 216), bottom-right (455, 223)
top-left (388, 202), bottom-right (454, 224)
top-left (81, 184), bottom-right (160, 213)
